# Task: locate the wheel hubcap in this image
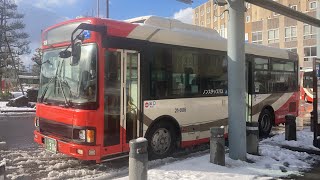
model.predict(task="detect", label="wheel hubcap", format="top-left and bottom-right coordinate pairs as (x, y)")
top-left (260, 114), bottom-right (270, 132)
top-left (151, 128), bottom-right (171, 155)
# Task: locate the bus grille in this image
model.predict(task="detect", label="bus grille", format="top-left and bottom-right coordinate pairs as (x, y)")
top-left (39, 118), bottom-right (73, 140)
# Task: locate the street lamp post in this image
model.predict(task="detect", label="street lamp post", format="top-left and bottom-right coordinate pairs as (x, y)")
top-left (106, 0), bottom-right (109, 18)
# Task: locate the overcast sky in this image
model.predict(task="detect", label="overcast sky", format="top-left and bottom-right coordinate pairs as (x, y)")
top-left (15, 0), bottom-right (207, 69)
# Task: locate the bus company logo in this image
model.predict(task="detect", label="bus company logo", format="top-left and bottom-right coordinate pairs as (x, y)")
top-left (145, 101), bottom-right (156, 109)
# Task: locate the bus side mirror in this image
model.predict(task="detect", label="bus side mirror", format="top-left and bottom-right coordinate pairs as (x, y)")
top-left (71, 42), bottom-right (81, 66)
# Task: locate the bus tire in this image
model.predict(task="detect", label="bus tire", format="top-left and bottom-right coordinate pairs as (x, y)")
top-left (146, 121), bottom-right (176, 159)
top-left (258, 109), bottom-right (273, 137)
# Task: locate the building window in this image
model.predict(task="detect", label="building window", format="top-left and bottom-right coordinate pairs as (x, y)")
top-left (201, 21), bottom-right (204, 26)
top-left (207, 8), bottom-right (210, 13)
top-left (310, 1), bottom-right (317, 10)
top-left (246, 16), bottom-right (251, 23)
top-left (304, 24), bottom-right (316, 39)
top-left (201, 10), bottom-right (204, 16)
top-left (304, 46), bottom-right (317, 61)
top-left (287, 48), bottom-right (297, 54)
top-left (252, 31), bottom-right (263, 44)
top-left (268, 29), bottom-right (279, 44)
top-left (245, 3), bottom-right (251, 9)
top-left (290, 5), bottom-right (297, 11)
top-left (284, 26), bottom-right (297, 42)
top-left (206, 18), bottom-right (211, 24)
top-left (195, 13), bottom-right (198, 18)
top-left (220, 24), bottom-right (226, 38)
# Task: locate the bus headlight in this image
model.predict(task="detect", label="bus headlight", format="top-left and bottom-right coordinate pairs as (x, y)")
top-left (79, 130), bottom-right (86, 140)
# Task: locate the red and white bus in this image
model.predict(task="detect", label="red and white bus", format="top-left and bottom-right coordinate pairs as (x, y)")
top-left (34, 16), bottom-right (299, 163)
top-left (300, 68), bottom-right (313, 102)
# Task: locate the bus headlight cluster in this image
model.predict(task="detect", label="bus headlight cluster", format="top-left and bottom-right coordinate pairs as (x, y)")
top-left (77, 129), bottom-right (95, 143)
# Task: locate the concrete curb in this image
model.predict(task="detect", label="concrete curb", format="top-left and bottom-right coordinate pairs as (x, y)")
top-left (0, 110), bottom-right (36, 113)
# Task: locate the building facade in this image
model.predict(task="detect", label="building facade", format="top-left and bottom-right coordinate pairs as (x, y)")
top-left (193, 0), bottom-right (318, 68)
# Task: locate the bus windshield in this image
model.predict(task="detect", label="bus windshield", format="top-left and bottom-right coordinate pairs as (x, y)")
top-left (38, 44), bottom-right (97, 106)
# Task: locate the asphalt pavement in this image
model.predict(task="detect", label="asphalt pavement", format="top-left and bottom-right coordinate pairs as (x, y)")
top-left (0, 113), bottom-right (36, 149)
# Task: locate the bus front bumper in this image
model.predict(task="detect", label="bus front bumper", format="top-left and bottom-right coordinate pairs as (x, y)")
top-left (34, 130), bottom-right (100, 161)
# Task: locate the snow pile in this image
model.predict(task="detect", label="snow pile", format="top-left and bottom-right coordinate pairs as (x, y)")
top-left (113, 128), bottom-right (320, 180)
top-left (0, 158), bottom-right (5, 167)
top-left (10, 92), bottom-right (23, 98)
top-left (1, 128), bottom-right (320, 180)
top-left (0, 101), bottom-right (35, 112)
top-left (262, 128), bottom-right (319, 151)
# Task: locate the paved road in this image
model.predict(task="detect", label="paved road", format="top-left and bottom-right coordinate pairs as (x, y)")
top-left (0, 113), bottom-right (37, 149)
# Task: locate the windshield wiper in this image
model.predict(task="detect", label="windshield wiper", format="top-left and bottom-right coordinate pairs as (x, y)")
top-left (56, 77), bottom-right (73, 107)
top-left (40, 61), bottom-right (60, 103)
top-left (57, 59), bottom-right (72, 107)
top-left (39, 76), bottom-right (56, 103)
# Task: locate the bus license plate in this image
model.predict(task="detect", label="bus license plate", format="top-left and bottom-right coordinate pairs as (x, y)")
top-left (45, 137), bottom-right (57, 153)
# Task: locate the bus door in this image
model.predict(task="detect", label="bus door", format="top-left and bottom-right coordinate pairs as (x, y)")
top-left (246, 60), bottom-right (253, 123)
top-left (104, 49), bottom-right (140, 155)
top-left (122, 50), bottom-right (140, 151)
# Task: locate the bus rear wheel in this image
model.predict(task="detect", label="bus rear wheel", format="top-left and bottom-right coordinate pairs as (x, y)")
top-left (146, 122), bottom-right (176, 159)
top-left (258, 109), bottom-right (273, 137)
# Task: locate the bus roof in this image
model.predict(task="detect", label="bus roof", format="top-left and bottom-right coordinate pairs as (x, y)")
top-left (125, 16), bottom-right (295, 60)
top-left (43, 16), bottom-right (296, 61)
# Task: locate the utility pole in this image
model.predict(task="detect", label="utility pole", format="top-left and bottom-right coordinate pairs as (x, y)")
top-left (227, 0), bottom-right (247, 161)
top-left (97, 0), bottom-right (100, 17)
top-left (106, 0), bottom-right (109, 18)
top-left (317, 0), bottom-right (320, 61)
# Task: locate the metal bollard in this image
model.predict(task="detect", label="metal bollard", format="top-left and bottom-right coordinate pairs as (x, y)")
top-left (310, 111), bottom-right (314, 132)
top-left (0, 163), bottom-right (5, 180)
top-left (285, 114), bottom-right (297, 141)
top-left (246, 122), bottom-right (259, 155)
top-left (129, 138), bottom-right (148, 180)
top-left (210, 127), bottom-right (225, 166)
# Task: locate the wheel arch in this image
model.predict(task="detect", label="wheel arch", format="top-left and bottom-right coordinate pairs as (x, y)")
top-left (144, 115), bottom-right (182, 147)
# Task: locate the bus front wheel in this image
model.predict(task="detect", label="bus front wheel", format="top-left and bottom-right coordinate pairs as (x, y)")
top-left (258, 109), bottom-right (273, 137)
top-left (146, 121), bottom-right (176, 159)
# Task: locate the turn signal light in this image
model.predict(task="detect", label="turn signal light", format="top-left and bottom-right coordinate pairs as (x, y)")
top-left (86, 130), bottom-right (95, 143)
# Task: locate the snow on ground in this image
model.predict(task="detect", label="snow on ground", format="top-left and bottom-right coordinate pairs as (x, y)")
top-left (0, 158), bottom-right (5, 167)
top-left (0, 101), bottom-right (35, 112)
top-left (113, 128), bottom-right (320, 180)
top-left (10, 92), bottom-right (23, 98)
top-left (1, 128), bottom-right (320, 180)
